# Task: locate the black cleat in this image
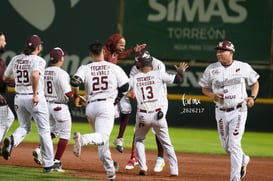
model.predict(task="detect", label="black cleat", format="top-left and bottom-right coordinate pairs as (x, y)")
top-left (43, 160), bottom-right (64, 173)
top-left (2, 135), bottom-right (14, 160)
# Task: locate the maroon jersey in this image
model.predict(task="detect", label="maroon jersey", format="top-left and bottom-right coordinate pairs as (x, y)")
top-left (103, 34), bottom-right (134, 64)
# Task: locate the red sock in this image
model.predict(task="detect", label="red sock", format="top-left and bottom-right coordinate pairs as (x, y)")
top-left (117, 113), bottom-right (130, 138)
top-left (156, 135), bottom-right (164, 158)
top-left (54, 138), bottom-right (68, 161)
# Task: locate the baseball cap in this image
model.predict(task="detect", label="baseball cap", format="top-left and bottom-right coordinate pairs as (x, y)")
top-left (215, 40), bottom-right (235, 52)
top-left (26, 35), bottom-right (43, 47)
top-left (50, 47), bottom-right (66, 63)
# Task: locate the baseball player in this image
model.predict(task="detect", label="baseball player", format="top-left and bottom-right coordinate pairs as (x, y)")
top-left (2, 35), bottom-right (62, 173)
top-left (0, 32), bottom-right (15, 154)
top-left (198, 40), bottom-right (259, 180)
top-left (71, 40), bottom-right (129, 180)
top-left (103, 33), bottom-right (146, 153)
top-left (32, 47), bottom-right (73, 169)
top-left (129, 52), bottom-right (188, 176)
top-left (125, 50), bottom-right (166, 172)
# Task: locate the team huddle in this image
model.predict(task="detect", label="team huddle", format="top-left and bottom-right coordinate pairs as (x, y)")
top-left (0, 32), bottom-right (259, 181)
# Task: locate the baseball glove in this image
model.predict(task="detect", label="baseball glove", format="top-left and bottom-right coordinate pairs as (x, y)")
top-left (127, 90), bottom-right (136, 100)
top-left (74, 95), bottom-right (87, 108)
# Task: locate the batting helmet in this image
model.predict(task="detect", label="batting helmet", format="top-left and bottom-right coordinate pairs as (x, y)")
top-left (135, 50), bottom-right (153, 68)
top-left (215, 40), bottom-right (235, 53)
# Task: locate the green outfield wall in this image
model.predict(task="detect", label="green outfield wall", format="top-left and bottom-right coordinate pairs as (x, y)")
top-left (1, 1), bottom-right (273, 131)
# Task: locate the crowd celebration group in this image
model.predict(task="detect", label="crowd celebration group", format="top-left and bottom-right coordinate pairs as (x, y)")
top-left (0, 32), bottom-right (259, 181)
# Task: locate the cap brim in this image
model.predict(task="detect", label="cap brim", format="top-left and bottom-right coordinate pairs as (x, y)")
top-left (215, 47), bottom-right (231, 51)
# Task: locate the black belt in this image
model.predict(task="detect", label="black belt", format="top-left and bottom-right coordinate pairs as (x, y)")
top-left (139, 108), bottom-right (161, 113)
top-left (16, 93), bottom-right (33, 95)
top-left (219, 104), bottom-right (242, 112)
top-left (89, 99), bottom-right (107, 103)
top-left (47, 101), bottom-right (66, 104)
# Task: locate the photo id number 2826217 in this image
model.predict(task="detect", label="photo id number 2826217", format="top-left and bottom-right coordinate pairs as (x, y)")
top-left (180, 107), bottom-right (204, 114)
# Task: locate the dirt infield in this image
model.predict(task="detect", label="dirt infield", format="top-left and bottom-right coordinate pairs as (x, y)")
top-left (1, 142), bottom-right (273, 181)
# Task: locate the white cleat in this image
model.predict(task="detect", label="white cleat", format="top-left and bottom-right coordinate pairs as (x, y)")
top-left (43, 160), bottom-right (64, 173)
top-left (125, 156), bottom-right (139, 170)
top-left (154, 157), bottom-right (165, 172)
top-left (33, 147), bottom-right (43, 165)
top-left (241, 155), bottom-right (250, 179)
top-left (53, 159), bottom-right (65, 172)
top-left (73, 132), bottom-right (82, 157)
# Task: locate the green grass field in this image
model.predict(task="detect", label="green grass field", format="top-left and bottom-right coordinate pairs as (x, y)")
top-left (0, 165), bottom-right (93, 181)
top-left (1, 120), bottom-right (273, 181)
top-left (4, 120), bottom-right (273, 157)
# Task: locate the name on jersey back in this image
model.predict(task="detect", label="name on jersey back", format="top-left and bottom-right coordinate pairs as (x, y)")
top-left (45, 70), bottom-right (55, 81)
top-left (90, 65), bottom-right (109, 76)
top-left (14, 59), bottom-right (30, 69)
top-left (136, 76), bottom-right (155, 87)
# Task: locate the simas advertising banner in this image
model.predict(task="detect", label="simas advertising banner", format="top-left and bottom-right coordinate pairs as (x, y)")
top-left (122, 0), bottom-right (272, 63)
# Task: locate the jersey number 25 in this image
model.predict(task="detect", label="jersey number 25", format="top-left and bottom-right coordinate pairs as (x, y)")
top-left (92, 76), bottom-right (108, 91)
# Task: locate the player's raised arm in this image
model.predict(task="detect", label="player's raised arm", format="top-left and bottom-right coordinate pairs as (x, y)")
top-left (173, 62), bottom-right (189, 84)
